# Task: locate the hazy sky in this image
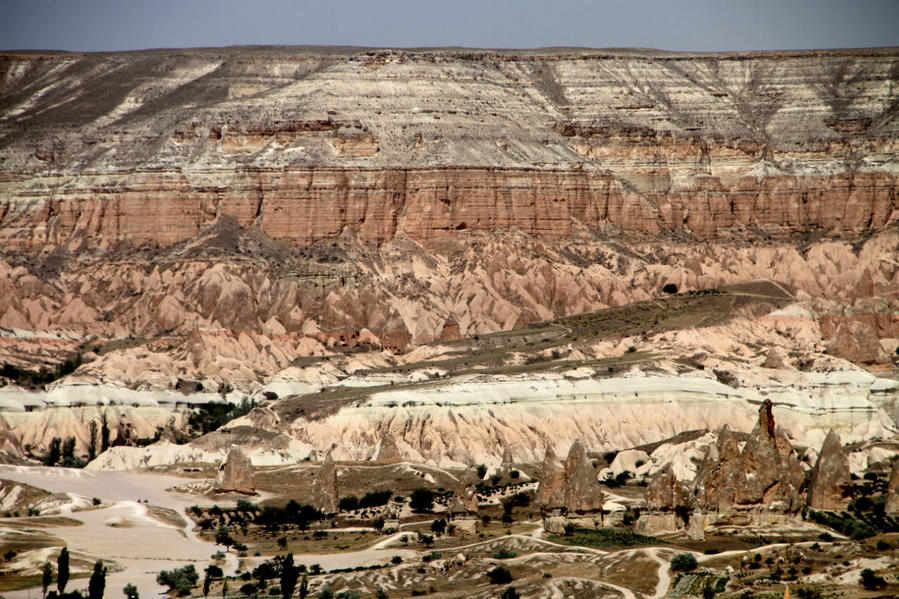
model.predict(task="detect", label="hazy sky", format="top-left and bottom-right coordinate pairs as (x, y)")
top-left (1, 0), bottom-right (897, 53)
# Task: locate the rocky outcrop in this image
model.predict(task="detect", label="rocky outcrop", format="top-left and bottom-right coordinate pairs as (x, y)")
top-left (738, 401), bottom-right (805, 511)
top-left (806, 430), bottom-right (851, 511)
top-left (535, 447), bottom-right (568, 511)
top-left (827, 321), bottom-right (885, 363)
top-left (215, 445), bottom-right (256, 494)
top-left (536, 440), bottom-right (604, 513)
top-left (310, 449), bottom-right (339, 513)
top-left (563, 439), bottom-right (605, 513)
top-left (691, 424), bottom-right (748, 511)
top-left (448, 468), bottom-right (480, 516)
top-left (666, 401), bottom-right (804, 514)
top-left (646, 465), bottom-right (689, 510)
top-left (884, 459), bottom-right (899, 514)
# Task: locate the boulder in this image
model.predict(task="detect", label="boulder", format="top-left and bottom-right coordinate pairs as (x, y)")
top-left (215, 445), bottom-right (256, 494)
top-left (806, 430), bottom-right (851, 511)
top-left (311, 449), bottom-right (339, 513)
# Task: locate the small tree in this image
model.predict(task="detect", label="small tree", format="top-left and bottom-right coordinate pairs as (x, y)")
top-left (42, 561), bottom-right (53, 598)
top-left (100, 415), bottom-right (110, 452)
top-left (860, 568), bottom-right (886, 590)
top-left (409, 489), bottom-right (435, 512)
top-left (671, 553), bottom-right (698, 572)
top-left (298, 573), bottom-right (308, 599)
top-left (430, 518), bottom-right (447, 536)
top-left (318, 586), bottom-right (333, 599)
top-left (46, 438), bottom-right (62, 467)
top-left (57, 547), bottom-right (70, 593)
top-left (215, 525), bottom-right (234, 548)
top-left (88, 560), bottom-right (106, 599)
top-left (88, 421), bottom-right (98, 462)
top-left (157, 564), bottom-right (199, 596)
top-left (280, 554), bottom-right (298, 599)
top-left (487, 566), bottom-right (513, 585)
top-left (500, 587), bottom-right (520, 599)
top-left (123, 583), bottom-right (139, 599)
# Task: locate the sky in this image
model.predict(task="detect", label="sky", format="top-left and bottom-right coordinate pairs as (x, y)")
top-left (1, 0), bottom-right (897, 53)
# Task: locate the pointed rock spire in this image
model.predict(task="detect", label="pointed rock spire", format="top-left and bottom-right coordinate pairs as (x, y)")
top-left (563, 439), bottom-right (604, 513)
top-left (311, 448), bottom-right (339, 513)
top-left (806, 430), bottom-right (851, 511)
top-left (449, 467), bottom-right (480, 515)
top-left (535, 445), bottom-right (568, 511)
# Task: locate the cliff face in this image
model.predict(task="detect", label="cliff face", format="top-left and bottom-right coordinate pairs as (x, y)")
top-left (1, 47), bottom-right (898, 374)
top-left (2, 48), bottom-right (898, 248)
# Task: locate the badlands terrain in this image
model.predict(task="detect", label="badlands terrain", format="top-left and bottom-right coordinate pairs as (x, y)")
top-left (0, 46), bottom-right (898, 598)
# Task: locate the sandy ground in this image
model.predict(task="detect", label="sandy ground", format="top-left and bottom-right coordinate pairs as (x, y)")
top-left (0, 466), bottom-right (236, 599)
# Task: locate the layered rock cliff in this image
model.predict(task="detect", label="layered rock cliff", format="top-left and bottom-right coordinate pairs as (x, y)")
top-left (1, 47), bottom-right (898, 464)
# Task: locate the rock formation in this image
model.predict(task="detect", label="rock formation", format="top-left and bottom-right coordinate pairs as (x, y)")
top-left (215, 445), bottom-right (256, 494)
top-left (691, 424), bottom-right (748, 511)
top-left (806, 430), bottom-right (851, 511)
top-left (448, 467), bottom-right (480, 516)
top-left (536, 440), bottom-right (604, 513)
top-left (827, 321), bottom-right (884, 364)
top-left (563, 440), bottom-right (605, 513)
top-left (884, 459), bottom-right (899, 514)
top-left (375, 435), bottom-right (402, 462)
top-left (646, 465), bottom-right (689, 510)
top-left (738, 400), bottom-right (804, 511)
top-left (655, 401), bottom-right (805, 514)
top-left (535, 447), bottom-right (569, 511)
top-left (310, 449), bottom-right (339, 514)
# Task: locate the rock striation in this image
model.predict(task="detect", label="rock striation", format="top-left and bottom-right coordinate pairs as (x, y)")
top-left (310, 449), bottom-right (339, 514)
top-left (806, 430), bottom-right (851, 511)
top-left (536, 439), bottom-right (604, 513)
top-left (215, 445), bottom-right (256, 494)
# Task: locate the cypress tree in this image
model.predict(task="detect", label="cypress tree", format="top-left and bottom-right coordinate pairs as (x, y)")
top-left (88, 560), bottom-right (106, 599)
top-left (56, 547), bottom-right (69, 593)
top-left (280, 554), bottom-right (297, 599)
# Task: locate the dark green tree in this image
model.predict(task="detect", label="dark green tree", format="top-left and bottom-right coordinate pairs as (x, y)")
top-left (409, 488), bottom-right (435, 512)
top-left (56, 547), bottom-right (70, 593)
top-left (100, 415), bottom-right (110, 452)
top-left (88, 560), bottom-right (106, 599)
top-left (123, 583), bottom-right (139, 599)
top-left (298, 574), bottom-right (308, 599)
top-left (46, 438), bottom-right (62, 467)
top-left (88, 421), bottom-right (98, 462)
top-left (670, 553), bottom-right (698, 572)
top-left (280, 554), bottom-right (298, 599)
top-left (500, 587), bottom-right (520, 599)
top-left (430, 518), bottom-right (447, 535)
top-left (41, 561), bottom-right (54, 598)
top-left (61, 437), bottom-right (76, 463)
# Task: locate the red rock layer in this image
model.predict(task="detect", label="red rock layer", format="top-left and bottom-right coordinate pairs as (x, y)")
top-left (1, 168), bottom-right (896, 250)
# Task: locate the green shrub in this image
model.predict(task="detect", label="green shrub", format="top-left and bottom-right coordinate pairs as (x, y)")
top-left (487, 566), bottom-right (513, 585)
top-left (670, 553), bottom-right (698, 572)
